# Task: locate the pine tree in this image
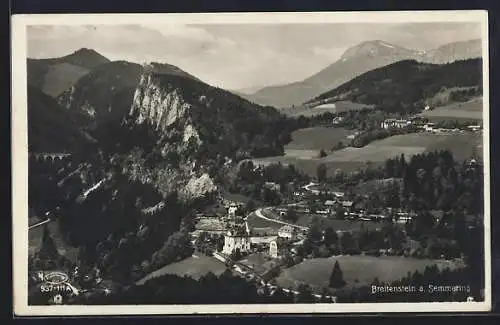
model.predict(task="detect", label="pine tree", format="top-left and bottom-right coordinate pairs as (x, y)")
top-left (39, 225), bottom-right (59, 260)
top-left (329, 260), bottom-right (346, 289)
top-left (316, 163), bottom-right (328, 183)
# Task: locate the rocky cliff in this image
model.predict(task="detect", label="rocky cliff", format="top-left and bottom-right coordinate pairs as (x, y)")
top-left (120, 64), bottom-right (289, 201)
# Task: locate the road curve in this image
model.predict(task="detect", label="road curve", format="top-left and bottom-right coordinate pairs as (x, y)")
top-left (254, 208), bottom-right (308, 231)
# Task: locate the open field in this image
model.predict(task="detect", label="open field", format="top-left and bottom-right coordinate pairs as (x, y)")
top-left (238, 253), bottom-right (279, 275)
top-left (286, 101), bottom-right (373, 117)
top-left (251, 155), bottom-right (372, 176)
top-left (247, 208), bottom-right (383, 233)
top-left (294, 215), bottom-right (382, 232)
top-left (246, 212), bottom-right (287, 230)
top-left (136, 255), bottom-right (227, 285)
top-left (276, 255), bottom-right (465, 290)
top-left (420, 98), bottom-right (483, 122)
top-left (285, 127), bottom-right (352, 151)
top-left (252, 130), bottom-right (481, 177)
top-left (326, 132), bottom-right (481, 164)
top-left (195, 218), bottom-right (226, 231)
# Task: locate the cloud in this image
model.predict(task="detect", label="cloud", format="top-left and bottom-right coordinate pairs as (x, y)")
top-left (27, 22), bottom-right (482, 89)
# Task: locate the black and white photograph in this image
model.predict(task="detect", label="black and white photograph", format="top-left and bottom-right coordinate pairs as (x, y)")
top-left (12, 11), bottom-right (490, 315)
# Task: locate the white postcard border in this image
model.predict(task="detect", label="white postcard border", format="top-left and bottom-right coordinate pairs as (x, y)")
top-left (11, 10), bottom-right (491, 316)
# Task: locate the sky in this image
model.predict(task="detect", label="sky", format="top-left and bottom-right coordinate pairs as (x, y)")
top-left (27, 22), bottom-right (482, 90)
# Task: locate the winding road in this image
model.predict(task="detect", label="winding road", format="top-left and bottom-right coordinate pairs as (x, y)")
top-left (253, 208), bottom-right (308, 231)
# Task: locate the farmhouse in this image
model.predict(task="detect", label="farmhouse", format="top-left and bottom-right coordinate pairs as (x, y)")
top-left (278, 225), bottom-right (297, 241)
top-left (341, 200), bottom-right (354, 210)
top-left (381, 119), bottom-right (410, 129)
top-left (396, 214), bottom-right (413, 224)
top-left (423, 123), bottom-right (436, 132)
top-left (324, 200), bottom-right (336, 207)
top-left (293, 189), bottom-right (307, 197)
top-left (467, 125), bottom-right (482, 132)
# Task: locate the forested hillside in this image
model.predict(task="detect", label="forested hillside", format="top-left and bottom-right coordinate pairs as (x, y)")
top-left (308, 59), bottom-right (482, 113)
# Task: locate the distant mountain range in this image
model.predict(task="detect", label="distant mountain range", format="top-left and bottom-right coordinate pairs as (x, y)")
top-left (26, 39), bottom-right (483, 154)
top-left (26, 50), bottom-right (295, 182)
top-left (241, 39), bottom-right (482, 109)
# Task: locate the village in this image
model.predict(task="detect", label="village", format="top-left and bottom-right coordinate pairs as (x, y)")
top-left (187, 160), bottom-right (481, 300)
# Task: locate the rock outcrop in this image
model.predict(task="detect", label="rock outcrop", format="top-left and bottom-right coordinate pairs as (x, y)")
top-left (123, 67), bottom-right (216, 199)
top-left (119, 63), bottom-right (288, 200)
top-left (130, 73), bottom-right (192, 132)
top-left (181, 173), bottom-right (218, 200)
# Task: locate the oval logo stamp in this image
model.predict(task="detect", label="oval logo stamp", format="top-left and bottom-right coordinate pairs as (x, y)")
top-left (44, 271), bottom-right (69, 285)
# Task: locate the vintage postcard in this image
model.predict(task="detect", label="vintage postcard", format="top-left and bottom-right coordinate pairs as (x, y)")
top-left (12, 10), bottom-right (491, 315)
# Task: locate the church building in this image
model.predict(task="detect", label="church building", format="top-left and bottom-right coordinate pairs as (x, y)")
top-left (222, 221), bottom-right (251, 255)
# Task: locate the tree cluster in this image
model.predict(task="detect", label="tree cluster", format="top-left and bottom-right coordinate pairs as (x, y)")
top-left (231, 161), bottom-right (310, 205)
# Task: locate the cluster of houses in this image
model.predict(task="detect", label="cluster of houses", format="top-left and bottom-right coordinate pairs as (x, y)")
top-left (380, 117), bottom-right (482, 133)
top-left (380, 118), bottom-right (412, 129)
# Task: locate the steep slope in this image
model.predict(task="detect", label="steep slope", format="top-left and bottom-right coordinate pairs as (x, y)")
top-left (27, 85), bottom-right (91, 152)
top-left (27, 48), bottom-right (110, 97)
top-left (126, 64), bottom-right (290, 158)
top-left (101, 64), bottom-right (298, 199)
top-left (56, 61), bottom-right (206, 131)
top-left (56, 61), bottom-right (144, 128)
top-left (245, 40), bottom-right (421, 109)
top-left (307, 58), bottom-right (482, 114)
top-left (244, 39), bottom-right (482, 110)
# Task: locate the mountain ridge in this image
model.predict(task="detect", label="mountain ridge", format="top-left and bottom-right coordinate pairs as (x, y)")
top-left (97, 65), bottom-right (299, 200)
top-left (243, 39), bottom-right (482, 109)
top-left (306, 58), bottom-right (483, 114)
top-left (27, 48), bottom-right (111, 97)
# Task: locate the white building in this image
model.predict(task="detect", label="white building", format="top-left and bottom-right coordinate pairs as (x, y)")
top-left (324, 200), bottom-right (336, 207)
top-left (467, 125), bottom-right (481, 132)
top-left (423, 123), bottom-right (435, 132)
top-left (278, 225), bottom-right (297, 241)
top-left (381, 119), bottom-right (410, 129)
top-left (222, 229), bottom-right (251, 255)
top-left (228, 205), bottom-right (238, 218)
top-left (396, 214), bottom-right (413, 224)
top-left (341, 200), bottom-right (354, 209)
top-left (269, 240), bottom-right (279, 258)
